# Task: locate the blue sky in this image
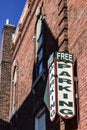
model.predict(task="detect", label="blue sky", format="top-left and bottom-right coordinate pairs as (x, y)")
top-left (0, 0), bottom-right (26, 43)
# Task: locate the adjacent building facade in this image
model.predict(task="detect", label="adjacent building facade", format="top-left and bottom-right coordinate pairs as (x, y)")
top-left (0, 0), bottom-right (87, 130)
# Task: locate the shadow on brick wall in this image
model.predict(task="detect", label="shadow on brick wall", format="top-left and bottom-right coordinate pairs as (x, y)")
top-left (10, 20), bottom-right (78, 130)
top-left (32, 20), bottom-right (58, 83)
top-left (32, 21), bottom-right (79, 130)
top-left (0, 119), bottom-right (10, 130)
top-left (10, 91), bottom-right (34, 130)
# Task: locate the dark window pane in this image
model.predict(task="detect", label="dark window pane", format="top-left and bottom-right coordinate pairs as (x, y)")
top-left (38, 49), bottom-right (43, 61)
top-left (39, 34), bottom-right (43, 46)
top-left (39, 62), bottom-right (43, 74)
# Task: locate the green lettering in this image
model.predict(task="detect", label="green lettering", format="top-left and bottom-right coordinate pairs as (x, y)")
top-left (50, 73), bottom-right (54, 80)
top-left (50, 110), bottom-right (55, 117)
top-left (60, 109), bottom-right (73, 115)
top-left (59, 101), bottom-right (73, 107)
top-left (58, 64), bottom-right (71, 69)
top-left (50, 88), bottom-right (54, 96)
top-left (51, 95), bottom-right (54, 101)
top-left (59, 85), bottom-right (71, 92)
top-left (59, 71), bottom-right (71, 77)
top-left (63, 94), bottom-right (68, 99)
top-left (59, 78), bottom-right (71, 84)
top-left (50, 79), bottom-right (54, 86)
top-left (49, 64), bottom-right (54, 73)
top-left (50, 101), bottom-right (55, 110)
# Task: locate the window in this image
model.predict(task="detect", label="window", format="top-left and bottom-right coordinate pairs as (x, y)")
top-left (12, 66), bottom-right (18, 115)
top-left (36, 15), bottom-right (44, 76)
top-left (35, 108), bottom-right (46, 130)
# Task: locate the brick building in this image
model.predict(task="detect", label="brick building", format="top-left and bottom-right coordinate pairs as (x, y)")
top-left (0, 22), bottom-right (16, 130)
top-left (0, 0), bottom-right (87, 130)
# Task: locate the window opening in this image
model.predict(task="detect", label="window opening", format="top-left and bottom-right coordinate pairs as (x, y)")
top-left (35, 108), bottom-right (46, 130)
top-left (36, 15), bottom-right (44, 76)
top-left (12, 66), bottom-right (18, 115)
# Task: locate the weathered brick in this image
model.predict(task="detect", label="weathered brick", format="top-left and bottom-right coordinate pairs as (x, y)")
top-left (0, 0), bottom-right (87, 130)
top-left (0, 24), bottom-right (16, 123)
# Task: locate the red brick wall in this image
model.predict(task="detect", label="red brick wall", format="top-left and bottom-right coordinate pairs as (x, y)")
top-left (77, 50), bottom-right (87, 130)
top-left (68, 0), bottom-right (87, 57)
top-left (0, 0), bottom-right (86, 130)
top-left (68, 1), bottom-right (87, 129)
top-left (10, 1), bottom-right (36, 113)
top-left (0, 25), bottom-right (16, 123)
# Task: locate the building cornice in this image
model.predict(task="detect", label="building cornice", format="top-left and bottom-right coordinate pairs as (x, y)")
top-left (12, 0), bottom-right (41, 63)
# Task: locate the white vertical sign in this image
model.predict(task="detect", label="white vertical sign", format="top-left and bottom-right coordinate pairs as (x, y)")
top-left (48, 53), bottom-right (56, 121)
top-left (48, 62), bottom-right (56, 121)
top-left (46, 52), bottom-right (75, 120)
top-left (56, 52), bottom-right (75, 119)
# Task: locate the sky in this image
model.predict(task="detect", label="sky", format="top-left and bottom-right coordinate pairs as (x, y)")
top-left (0, 0), bottom-right (26, 43)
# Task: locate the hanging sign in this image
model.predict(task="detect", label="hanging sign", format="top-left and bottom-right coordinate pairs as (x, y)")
top-left (44, 52), bottom-right (75, 121)
top-left (56, 52), bottom-right (75, 119)
top-left (48, 53), bottom-right (57, 121)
